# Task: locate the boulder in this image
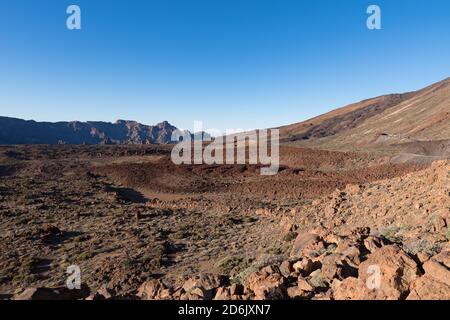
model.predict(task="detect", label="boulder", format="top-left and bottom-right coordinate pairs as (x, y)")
top-left (334, 241), bottom-right (362, 265)
top-left (358, 245), bottom-right (421, 299)
top-left (291, 232), bottom-right (325, 258)
top-left (286, 286), bottom-right (310, 299)
top-left (292, 258), bottom-right (316, 276)
top-left (406, 275), bottom-right (450, 300)
top-left (297, 277), bottom-right (314, 292)
top-left (331, 277), bottom-right (368, 300)
top-left (422, 248), bottom-right (450, 286)
top-left (321, 253), bottom-right (358, 282)
top-left (279, 260), bottom-right (293, 277)
top-left (181, 274), bottom-right (227, 300)
top-left (246, 272), bottom-right (286, 300)
top-left (137, 279), bottom-right (166, 300)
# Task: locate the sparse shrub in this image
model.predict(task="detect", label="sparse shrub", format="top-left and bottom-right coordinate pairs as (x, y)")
top-left (266, 246), bottom-right (283, 255)
top-left (148, 242), bottom-right (168, 267)
top-left (12, 257), bottom-right (43, 285)
top-left (403, 239), bottom-right (441, 256)
top-left (222, 215), bottom-right (257, 225)
top-left (241, 216), bottom-right (258, 224)
top-left (20, 256), bottom-right (41, 274)
top-left (266, 243), bottom-right (290, 255)
top-left (325, 243), bottom-right (337, 254)
top-left (446, 227), bottom-right (450, 242)
top-left (283, 231), bottom-right (298, 242)
top-left (380, 225), bottom-right (403, 243)
top-left (171, 230), bottom-right (190, 240)
top-left (231, 255), bottom-right (286, 284)
top-left (215, 255), bottom-right (250, 274)
top-left (76, 251), bottom-right (94, 261)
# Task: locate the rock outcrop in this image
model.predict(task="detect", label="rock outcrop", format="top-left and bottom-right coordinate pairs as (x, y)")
top-left (0, 117), bottom-right (179, 145)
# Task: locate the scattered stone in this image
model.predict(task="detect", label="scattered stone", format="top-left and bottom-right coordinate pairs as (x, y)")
top-left (331, 277), bottom-right (368, 300)
top-left (291, 232), bottom-right (325, 257)
top-left (422, 248), bottom-right (450, 286)
top-left (358, 245), bottom-right (421, 299)
top-left (279, 260), bottom-right (293, 277)
top-left (286, 286), bottom-right (309, 299)
top-left (137, 279), bottom-right (166, 300)
top-left (297, 277), bottom-right (314, 292)
top-left (407, 276), bottom-right (450, 300)
top-left (246, 272), bottom-right (287, 300)
top-left (321, 253), bottom-right (358, 282)
top-left (363, 236), bottom-right (388, 253)
top-left (292, 258), bottom-right (316, 276)
top-left (181, 274), bottom-right (227, 300)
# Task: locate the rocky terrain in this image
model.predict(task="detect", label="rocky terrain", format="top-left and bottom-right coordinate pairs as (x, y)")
top-left (0, 117), bottom-right (179, 145)
top-left (0, 144), bottom-right (448, 300)
top-left (1, 78), bottom-right (449, 301)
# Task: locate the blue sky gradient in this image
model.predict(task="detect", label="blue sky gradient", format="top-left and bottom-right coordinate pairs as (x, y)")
top-left (1, 0), bottom-right (449, 131)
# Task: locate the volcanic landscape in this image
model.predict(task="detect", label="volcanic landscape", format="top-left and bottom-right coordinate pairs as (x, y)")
top-left (0, 78), bottom-right (449, 300)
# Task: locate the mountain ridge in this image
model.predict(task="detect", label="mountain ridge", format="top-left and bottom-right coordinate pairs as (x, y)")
top-left (0, 117), bottom-right (179, 145)
top-left (280, 77), bottom-right (450, 154)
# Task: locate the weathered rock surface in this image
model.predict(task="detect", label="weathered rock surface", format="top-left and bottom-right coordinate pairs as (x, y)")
top-left (245, 272), bottom-right (287, 300)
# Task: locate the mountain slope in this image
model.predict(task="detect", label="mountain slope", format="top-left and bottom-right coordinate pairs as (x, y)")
top-left (280, 77), bottom-right (450, 155)
top-left (0, 117), bottom-right (178, 145)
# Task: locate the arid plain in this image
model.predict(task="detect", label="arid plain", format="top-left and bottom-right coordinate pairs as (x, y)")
top-left (1, 78), bottom-right (449, 300)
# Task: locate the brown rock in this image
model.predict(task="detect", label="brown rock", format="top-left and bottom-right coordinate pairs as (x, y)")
top-left (180, 291), bottom-right (203, 300)
top-left (137, 279), bottom-right (166, 300)
top-left (279, 260), bottom-right (293, 277)
top-left (190, 287), bottom-right (207, 299)
top-left (363, 236), bottom-right (390, 253)
top-left (331, 277), bottom-right (369, 300)
top-left (297, 277), bottom-right (314, 292)
top-left (321, 253), bottom-right (358, 282)
top-left (311, 290), bottom-right (332, 300)
top-left (260, 265), bottom-right (278, 275)
top-left (335, 240), bottom-right (362, 265)
top-left (345, 184), bottom-right (362, 195)
top-left (246, 272), bottom-right (286, 300)
top-left (422, 248), bottom-right (450, 286)
top-left (406, 275), bottom-right (450, 300)
top-left (286, 286), bottom-right (309, 299)
top-left (292, 258), bottom-right (316, 276)
top-left (213, 287), bottom-right (231, 300)
top-left (291, 232), bottom-right (325, 257)
top-left (182, 274), bottom-right (227, 300)
top-left (358, 245), bottom-right (421, 300)
top-left (416, 252), bottom-right (431, 264)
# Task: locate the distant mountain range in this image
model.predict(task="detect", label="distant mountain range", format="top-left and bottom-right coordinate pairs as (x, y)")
top-left (2, 77), bottom-right (448, 150)
top-left (0, 117), bottom-right (181, 145)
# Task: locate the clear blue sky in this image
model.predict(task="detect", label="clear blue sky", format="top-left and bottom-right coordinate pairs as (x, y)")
top-left (1, 0), bottom-right (449, 132)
